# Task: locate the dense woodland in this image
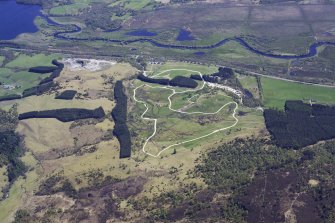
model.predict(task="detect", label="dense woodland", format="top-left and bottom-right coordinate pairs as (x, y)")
top-left (264, 100), bottom-right (335, 148)
top-left (112, 81), bottom-right (131, 158)
top-left (19, 107), bottom-right (105, 122)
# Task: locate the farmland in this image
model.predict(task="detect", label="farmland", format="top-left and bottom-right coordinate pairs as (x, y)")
top-left (261, 76), bottom-right (335, 109)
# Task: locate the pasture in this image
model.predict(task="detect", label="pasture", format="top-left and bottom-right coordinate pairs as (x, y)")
top-left (261, 77), bottom-right (335, 109)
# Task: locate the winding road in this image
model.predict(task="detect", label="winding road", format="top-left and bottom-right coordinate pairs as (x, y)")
top-left (133, 69), bottom-right (240, 158)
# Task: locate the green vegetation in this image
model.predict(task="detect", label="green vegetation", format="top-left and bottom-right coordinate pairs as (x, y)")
top-left (0, 53), bottom-right (62, 98)
top-left (0, 106), bottom-right (26, 187)
top-left (261, 77), bottom-right (335, 109)
top-left (49, 3), bottom-right (89, 16)
top-left (5, 53), bottom-right (60, 69)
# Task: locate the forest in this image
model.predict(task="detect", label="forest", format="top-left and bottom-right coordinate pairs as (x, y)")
top-left (18, 107), bottom-right (105, 122)
top-left (55, 90), bottom-right (77, 100)
top-left (264, 100), bottom-right (335, 148)
top-left (112, 81), bottom-right (131, 158)
top-left (137, 73), bottom-right (198, 88)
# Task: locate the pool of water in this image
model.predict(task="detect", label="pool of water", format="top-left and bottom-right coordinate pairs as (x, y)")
top-left (0, 0), bottom-right (42, 40)
top-left (176, 29), bottom-right (195, 41)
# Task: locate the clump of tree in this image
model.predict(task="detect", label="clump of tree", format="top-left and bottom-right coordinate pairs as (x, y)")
top-left (36, 175), bottom-right (77, 198)
top-left (19, 107), bottom-right (105, 122)
top-left (112, 81), bottom-right (131, 158)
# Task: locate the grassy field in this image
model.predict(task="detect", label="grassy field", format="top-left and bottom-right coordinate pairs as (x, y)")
top-left (262, 77), bottom-right (335, 109)
top-left (5, 53), bottom-right (60, 69)
top-left (148, 62), bottom-right (217, 77)
top-left (238, 74), bottom-right (260, 99)
top-left (0, 53), bottom-right (61, 97)
top-left (49, 3), bottom-right (89, 15)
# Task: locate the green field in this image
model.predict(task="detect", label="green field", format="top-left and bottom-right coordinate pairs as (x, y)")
top-left (262, 77), bottom-right (335, 109)
top-left (0, 53), bottom-right (61, 97)
top-left (49, 3), bottom-right (89, 15)
top-left (5, 53), bottom-right (60, 69)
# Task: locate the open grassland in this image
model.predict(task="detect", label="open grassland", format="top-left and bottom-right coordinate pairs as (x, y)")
top-left (147, 62), bottom-right (218, 76)
top-left (262, 77), bottom-right (335, 109)
top-left (49, 1), bottom-right (90, 16)
top-left (5, 53), bottom-right (60, 69)
top-left (0, 69), bottom-right (43, 96)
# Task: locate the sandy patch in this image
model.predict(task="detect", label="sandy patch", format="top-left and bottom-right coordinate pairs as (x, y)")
top-left (62, 58), bottom-right (116, 72)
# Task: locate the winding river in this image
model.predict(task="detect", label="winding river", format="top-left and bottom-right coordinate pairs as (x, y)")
top-left (2, 0), bottom-right (335, 60)
top-left (49, 21), bottom-right (335, 60)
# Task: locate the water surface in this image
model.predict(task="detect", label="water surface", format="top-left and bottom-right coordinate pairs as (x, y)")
top-left (0, 0), bottom-right (42, 40)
